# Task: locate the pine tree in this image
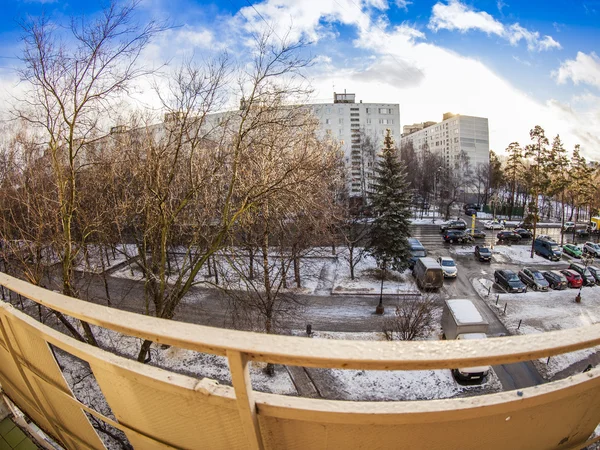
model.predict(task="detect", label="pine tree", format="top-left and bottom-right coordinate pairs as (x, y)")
top-left (366, 129), bottom-right (412, 314)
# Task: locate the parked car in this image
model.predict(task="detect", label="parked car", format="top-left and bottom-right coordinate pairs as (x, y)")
top-left (587, 266), bottom-right (600, 285)
top-left (463, 203), bottom-right (481, 212)
top-left (537, 235), bottom-right (555, 242)
top-left (518, 268), bottom-right (550, 291)
top-left (484, 220), bottom-right (504, 230)
top-left (583, 242), bottom-right (600, 258)
top-left (442, 230), bottom-right (473, 244)
top-left (497, 231), bottom-right (522, 242)
top-left (542, 270), bottom-right (568, 290)
top-left (440, 219), bottom-right (467, 233)
top-left (560, 269), bottom-right (584, 288)
top-left (576, 229), bottom-right (590, 238)
top-left (562, 221), bottom-right (576, 232)
top-left (470, 229), bottom-right (486, 238)
top-left (513, 228), bottom-right (533, 239)
top-left (534, 237), bottom-right (562, 261)
top-left (437, 256), bottom-right (458, 278)
top-left (569, 263), bottom-right (596, 286)
top-left (408, 238), bottom-right (427, 269)
top-left (494, 269), bottom-right (527, 293)
top-left (465, 208), bottom-right (478, 216)
top-left (514, 221), bottom-right (534, 230)
top-left (563, 243), bottom-right (583, 258)
top-left (475, 245), bottom-right (492, 262)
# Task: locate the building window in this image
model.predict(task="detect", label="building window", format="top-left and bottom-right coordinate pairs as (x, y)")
top-left (367, 119), bottom-right (372, 124)
top-left (325, 119), bottom-right (331, 125)
top-left (339, 118), bottom-right (344, 124)
top-left (379, 119), bottom-right (394, 125)
top-left (378, 108), bottom-right (390, 114)
top-left (350, 107), bottom-right (359, 111)
top-left (326, 108), bottom-right (331, 114)
top-left (326, 129), bottom-right (332, 135)
top-left (351, 118), bottom-right (359, 122)
top-left (338, 107), bottom-right (343, 114)
top-left (339, 129), bottom-right (344, 135)
top-left (366, 108), bottom-right (372, 113)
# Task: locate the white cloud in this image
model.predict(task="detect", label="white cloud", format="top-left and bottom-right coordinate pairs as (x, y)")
top-left (553, 52), bottom-right (600, 89)
top-left (429, 0), bottom-right (560, 52)
top-left (236, 0), bottom-right (376, 45)
top-left (428, 0), bottom-right (504, 35)
top-left (507, 24), bottom-right (561, 51)
top-left (395, 0), bottom-right (412, 11)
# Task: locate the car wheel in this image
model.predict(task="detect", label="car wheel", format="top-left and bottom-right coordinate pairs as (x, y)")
top-left (533, 284), bottom-right (538, 291)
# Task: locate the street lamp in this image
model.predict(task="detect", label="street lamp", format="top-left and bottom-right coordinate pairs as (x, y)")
top-left (432, 168), bottom-right (442, 224)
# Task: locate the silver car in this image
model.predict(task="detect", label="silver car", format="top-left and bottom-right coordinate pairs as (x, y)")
top-left (437, 256), bottom-right (458, 278)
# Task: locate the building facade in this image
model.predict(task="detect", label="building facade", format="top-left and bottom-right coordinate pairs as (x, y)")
top-left (401, 113), bottom-right (489, 170)
top-left (309, 92), bottom-right (400, 198)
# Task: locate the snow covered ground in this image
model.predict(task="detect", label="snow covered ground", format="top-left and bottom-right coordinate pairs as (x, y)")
top-left (74, 244), bottom-right (138, 274)
top-left (472, 277), bottom-right (600, 379)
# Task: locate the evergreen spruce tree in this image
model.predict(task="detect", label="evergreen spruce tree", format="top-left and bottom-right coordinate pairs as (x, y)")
top-left (366, 129), bottom-right (412, 314)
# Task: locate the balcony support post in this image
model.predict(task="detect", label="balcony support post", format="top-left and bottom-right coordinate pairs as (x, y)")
top-left (227, 350), bottom-right (264, 450)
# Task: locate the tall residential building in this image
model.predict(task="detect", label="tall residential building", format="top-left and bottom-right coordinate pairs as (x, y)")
top-left (178, 92), bottom-right (400, 199)
top-left (309, 92), bottom-right (400, 197)
top-left (401, 113), bottom-right (489, 170)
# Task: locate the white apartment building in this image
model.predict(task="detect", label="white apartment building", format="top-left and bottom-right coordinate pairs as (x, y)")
top-left (401, 113), bottom-right (489, 170)
top-left (309, 92), bottom-right (400, 197)
top-left (184, 92), bottom-right (400, 198)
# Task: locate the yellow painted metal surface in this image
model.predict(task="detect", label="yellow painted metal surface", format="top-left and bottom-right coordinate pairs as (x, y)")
top-left (0, 275), bottom-right (598, 450)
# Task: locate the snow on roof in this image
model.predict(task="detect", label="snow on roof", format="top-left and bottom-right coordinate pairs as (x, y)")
top-left (446, 299), bottom-right (487, 325)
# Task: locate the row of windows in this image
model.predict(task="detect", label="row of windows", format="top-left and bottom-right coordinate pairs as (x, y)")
top-left (321, 106), bottom-right (396, 114)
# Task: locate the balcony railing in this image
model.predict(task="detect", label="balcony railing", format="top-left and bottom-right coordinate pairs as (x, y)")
top-left (0, 272), bottom-right (599, 449)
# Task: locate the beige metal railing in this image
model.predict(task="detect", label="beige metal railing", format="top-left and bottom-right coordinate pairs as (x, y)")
top-left (0, 272), bottom-right (599, 449)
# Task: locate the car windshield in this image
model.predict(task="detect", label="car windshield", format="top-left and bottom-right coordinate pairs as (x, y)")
top-left (592, 244), bottom-right (600, 250)
top-left (412, 250), bottom-right (426, 257)
top-left (583, 269), bottom-right (592, 277)
top-left (533, 272), bottom-right (545, 280)
top-left (507, 273), bottom-right (519, 281)
top-left (441, 260), bottom-right (455, 267)
top-left (549, 243), bottom-right (559, 249)
top-left (479, 248), bottom-right (491, 253)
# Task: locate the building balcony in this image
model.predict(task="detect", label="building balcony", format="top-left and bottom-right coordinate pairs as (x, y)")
top-left (0, 273), bottom-right (599, 450)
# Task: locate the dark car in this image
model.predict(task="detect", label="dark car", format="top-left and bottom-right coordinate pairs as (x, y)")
top-left (560, 269), bottom-right (583, 288)
top-left (569, 263), bottom-right (596, 286)
top-left (575, 229), bottom-right (590, 238)
top-left (494, 269), bottom-right (527, 293)
top-left (513, 228), bottom-right (533, 239)
top-left (465, 208), bottom-right (478, 216)
top-left (475, 245), bottom-right (492, 262)
top-left (497, 231), bottom-right (522, 242)
top-left (442, 230), bottom-right (473, 244)
top-left (588, 266), bottom-right (600, 285)
top-left (470, 229), bottom-right (486, 238)
top-left (542, 270), bottom-right (568, 290)
top-left (514, 221), bottom-right (534, 230)
top-left (440, 220), bottom-right (467, 233)
top-left (518, 268), bottom-right (550, 291)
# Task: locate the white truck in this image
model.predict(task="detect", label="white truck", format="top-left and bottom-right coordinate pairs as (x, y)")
top-left (442, 299), bottom-right (490, 382)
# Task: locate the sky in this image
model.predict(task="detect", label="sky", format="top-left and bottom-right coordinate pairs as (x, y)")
top-left (0, 0), bottom-right (599, 160)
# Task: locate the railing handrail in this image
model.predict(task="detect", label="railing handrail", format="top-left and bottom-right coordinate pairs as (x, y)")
top-left (1, 272), bottom-right (599, 370)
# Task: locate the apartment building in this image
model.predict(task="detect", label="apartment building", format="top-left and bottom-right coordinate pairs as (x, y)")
top-left (401, 113), bottom-right (489, 170)
top-left (309, 92), bottom-right (400, 197)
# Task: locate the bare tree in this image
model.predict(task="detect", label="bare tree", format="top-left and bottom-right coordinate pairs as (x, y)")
top-left (383, 294), bottom-right (438, 341)
top-left (15, 1), bottom-right (166, 344)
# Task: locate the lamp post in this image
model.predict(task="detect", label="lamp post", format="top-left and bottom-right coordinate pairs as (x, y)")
top-left (432, 168), bottom-right (441, 223)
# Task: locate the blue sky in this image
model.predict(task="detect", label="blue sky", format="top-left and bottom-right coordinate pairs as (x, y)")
top-left (0, 0), bottom-right (599, 159)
